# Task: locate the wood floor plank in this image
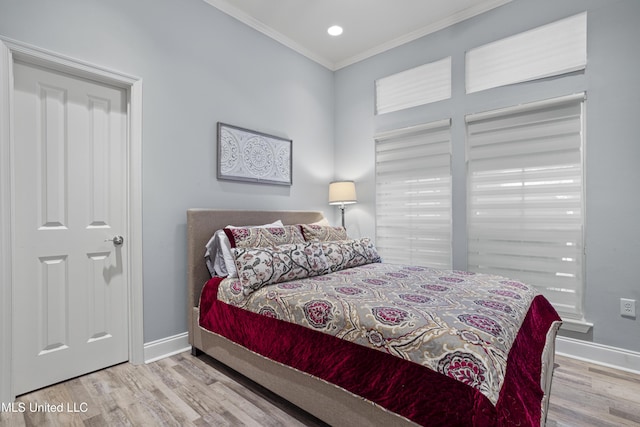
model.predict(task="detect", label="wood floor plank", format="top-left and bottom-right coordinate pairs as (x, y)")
top-left (143, 365), bottom-right (202, 422)
top-left (7, 352), bottom-right (640, 426)
top-left (547, 356), bottom-right (640, 427)
top-left (172, 353), bottom-right (220, 386)
top-left (160, 364), bottom-right (250, 426)
top-left (0, 412), bottom-right (27, 427)
top-left (128, 388), bottom-right (186, 427)
top-left (62, 377), bottom-right (100, 422)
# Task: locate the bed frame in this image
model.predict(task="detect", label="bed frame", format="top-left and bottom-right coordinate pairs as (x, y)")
top-left (187, 209), bottom-right (418, 426)
top-left (187, 209), bottom-right (558, 426)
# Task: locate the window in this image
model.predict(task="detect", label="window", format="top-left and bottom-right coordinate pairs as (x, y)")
top-left (466, 94), bottom-right (586, 321)
top-left (375, 57), bottom-right (451, 115)
top-left (466, 13), bottom-right (587, 94)
top-left (375, 119), bottom-right (452, 268)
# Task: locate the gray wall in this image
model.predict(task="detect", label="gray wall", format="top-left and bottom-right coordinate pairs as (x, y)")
top-left (334, 0), bottom-right (640, 352)
top-left (0, 0), bottom-right (335, 342)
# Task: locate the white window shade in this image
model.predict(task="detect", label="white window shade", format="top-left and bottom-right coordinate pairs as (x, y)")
top-left (466, 12), bottom-right (587, 94)
top-left (375, 57), bottom-right (451, 115)
top-left (466, 93), bottom-right (586, 321)
top-left (375, 119), bottom-right (452, 268)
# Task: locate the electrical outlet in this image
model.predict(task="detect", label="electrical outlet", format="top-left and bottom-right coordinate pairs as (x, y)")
top-left (620, 298), bottom-right (636, 317)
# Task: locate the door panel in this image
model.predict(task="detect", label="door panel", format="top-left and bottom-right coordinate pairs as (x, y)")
top-left (12, 61), bottom-right (129, 395)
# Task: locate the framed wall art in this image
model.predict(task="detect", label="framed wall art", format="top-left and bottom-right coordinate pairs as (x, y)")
top-left (217, 122), bottom-right (292, 186)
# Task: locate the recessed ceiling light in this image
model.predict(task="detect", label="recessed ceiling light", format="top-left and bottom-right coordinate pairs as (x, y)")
top-left (327, 25), bottom-right (343, 36)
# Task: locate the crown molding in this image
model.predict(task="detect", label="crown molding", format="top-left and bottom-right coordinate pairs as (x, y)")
top-left (202, 0), bottom-right (334, 70)
top-left (334, 0), bottom-right (512, 70)
top-left (203, 0), bottom-right (511, 71)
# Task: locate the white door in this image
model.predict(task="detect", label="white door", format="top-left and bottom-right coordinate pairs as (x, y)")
top-left (12, 61), bottom-right (129, 395)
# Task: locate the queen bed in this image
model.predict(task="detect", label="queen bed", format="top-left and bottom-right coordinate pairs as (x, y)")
top-left (187, 209), bottom-right (562, 426)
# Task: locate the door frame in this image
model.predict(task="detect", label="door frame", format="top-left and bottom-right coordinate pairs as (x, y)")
top-left (0, 37), bottom-right (144, 403)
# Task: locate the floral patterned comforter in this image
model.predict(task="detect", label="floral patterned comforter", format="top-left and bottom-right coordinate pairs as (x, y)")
top-left (217, 263), bottom-right (537, 405)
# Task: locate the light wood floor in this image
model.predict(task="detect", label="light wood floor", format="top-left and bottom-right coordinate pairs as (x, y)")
top-left (2, 352), bottom-right (639, 426)
top-left (546, 356), bottom-right (640, 427)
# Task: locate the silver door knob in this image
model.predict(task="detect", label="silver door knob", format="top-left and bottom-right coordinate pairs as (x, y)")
top-left (105, 235), bottom-right (124, 246)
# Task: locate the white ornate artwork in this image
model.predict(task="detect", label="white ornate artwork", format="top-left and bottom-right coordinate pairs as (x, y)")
top-left (217, 123), bottom-right (292, 186)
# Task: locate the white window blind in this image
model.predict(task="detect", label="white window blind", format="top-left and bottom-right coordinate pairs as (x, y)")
top-left (466, 12), bottom-right (587, 94)
top-left (375, 119), bottom-right (452, 268)
top-left (375, 57), bottom-right (451, 115)
top-left (466, 93), bottom-right (585, 321)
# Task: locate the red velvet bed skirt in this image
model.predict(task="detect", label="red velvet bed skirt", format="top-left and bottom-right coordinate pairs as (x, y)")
top-left (199, 277), bottom-right (560, 426)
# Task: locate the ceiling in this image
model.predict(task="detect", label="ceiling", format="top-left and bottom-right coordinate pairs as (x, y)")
top-left (203, 0), bottom-right (511, 70)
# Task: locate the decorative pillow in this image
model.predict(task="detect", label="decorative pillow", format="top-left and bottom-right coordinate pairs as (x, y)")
top-left (233, 242), bottom-right (329, 295)
top-left (300, 224), bottom-right (349, 242)
top-left (224, 225), bottom-right (305, 249)
top-left (322, 238), bottom-right (381, 272)
top-left (204, 220), bottom-right (283, 277)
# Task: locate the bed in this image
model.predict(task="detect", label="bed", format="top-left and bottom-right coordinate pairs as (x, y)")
top-left (187, 209), bottom-right (562, 426)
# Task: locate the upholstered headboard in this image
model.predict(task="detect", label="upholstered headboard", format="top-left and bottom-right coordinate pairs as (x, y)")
top-left (186, 209), bottom-right (325, 333)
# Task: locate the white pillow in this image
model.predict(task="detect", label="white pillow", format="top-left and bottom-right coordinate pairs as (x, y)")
top-left (204, 229), bottom-right (230, 276)
top-left (311, 217), bottom-right (330, 226)
top-left (204, 220), bottom-right (283, 277)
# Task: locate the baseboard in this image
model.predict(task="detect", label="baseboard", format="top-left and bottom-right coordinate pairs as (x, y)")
top-left (143, 332), bottom-right (190, 363)
top-left (556, 336), bottom-right (640, 375)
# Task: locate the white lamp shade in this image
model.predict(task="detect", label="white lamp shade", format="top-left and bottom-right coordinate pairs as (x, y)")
top-left (329, 181), bottom-right (357, 205)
